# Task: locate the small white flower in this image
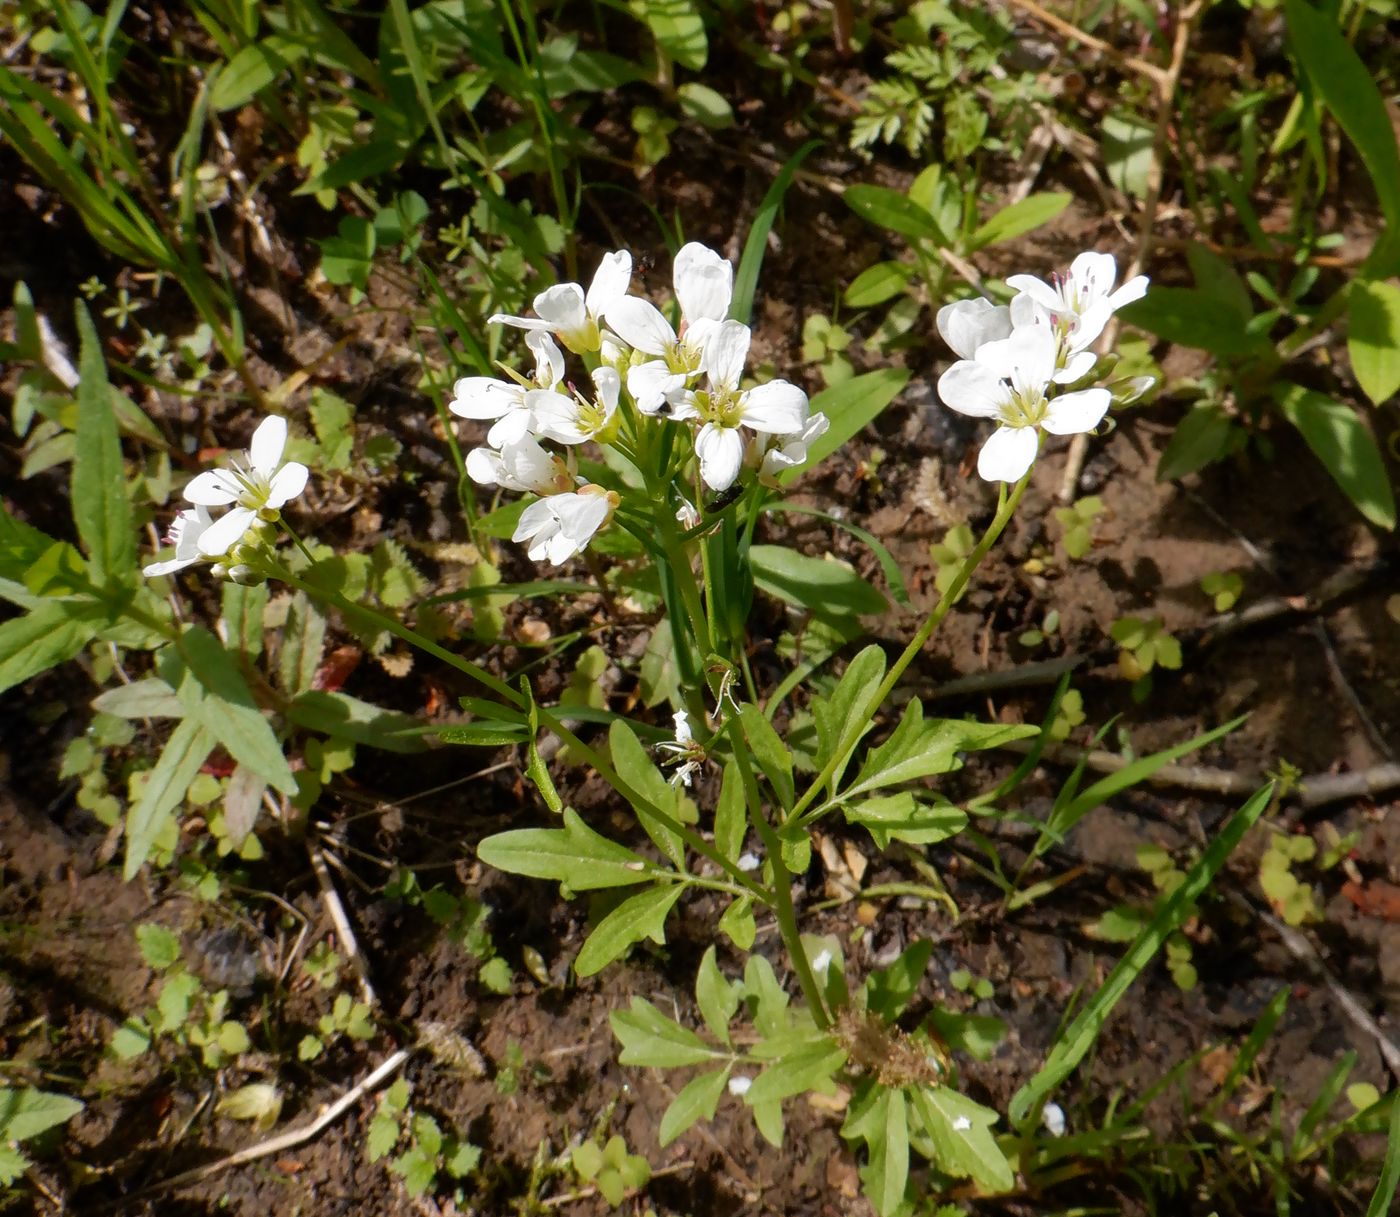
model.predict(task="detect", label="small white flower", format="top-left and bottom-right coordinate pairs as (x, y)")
top-left (529, 366), bottom-right (620, 446)
top-left (1041, 1102), bottom-right (1066, 1137)
top-left (465, 436), bottom-right (573, 496)
top-left (952, 1115), bottom-right (972, 1132)
top-left (673, 320), bottom-right (809, 492)
top-left (736, 852), bottom-right (762, 872)
top-left (810, 948), bottom-right (833, 975)
top-left (727, 1075), bottom-right (752, 1097)
top-left (937, 324), bottom-right (1111, 484)
top-left (757, 411), bottom-right (830, 482)
top-left (675, 498), bottom-right (700, 529)
top-left (450, 330), bottom-right (564, 448)
top-left (1006, 251), bottom-right (1148, 357)
top-left (488, 251), bottom-right (633, 353)
top-left (656, 709), bottom-right (703, 787)
top-left (936, 297), bottom-right (1013, 360)
top-left (143, 506), bottom-right (217, 576)
top-left (512, 485), bottom-right (617, 565)
top-left (607, 242), bottom-right (733, 413)
top-left (182, 415), bottom-right (308, 557)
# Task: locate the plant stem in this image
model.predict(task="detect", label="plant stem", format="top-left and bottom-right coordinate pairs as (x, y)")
top-left (783, 471), bottom-right (1031, 827)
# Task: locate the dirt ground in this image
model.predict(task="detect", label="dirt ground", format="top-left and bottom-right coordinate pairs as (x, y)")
top-left (3, 5), bottom-right (1400, 1215)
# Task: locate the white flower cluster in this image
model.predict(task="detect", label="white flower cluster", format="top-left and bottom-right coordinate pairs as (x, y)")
top-left (144, 415), bottom-right (308, 578)
top-left (936, 252), bottom-right (1148, 483)
top-left (453, 243), bottom-right (826, 565)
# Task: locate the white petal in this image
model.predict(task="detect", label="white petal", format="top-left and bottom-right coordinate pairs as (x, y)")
top-left (466, 447), bottom-right (505, 487)
top-left (936, 299), bottom-right (1012, 359)
top-left (592, 366), bottom-right (621, 410)
top-left (1053, 350), bottom-right (1099, 384)
top-left (1107, 274), bottom-right (1149, 311)
top-left (937, 361), bottom-right (1006, 418)
top-left (248, 415), bottom-right (288, 477)
top-left (184, 470), bottom-right (240, 506)
top-left (265, 462), bottom-right (308, 508)
top-left (532, 283), bottom-right (587, 332)
top-left (1068, 251), bottom-right (1118, 302)
top-left (485, 409), bottom-right (534, 448)
top-left (529, 391), bottom-right (588, 445)
top-left (673, 242), bottom-right (733, 322)
top-left (197, 506), bottom-right (256, 556)
top-left (513, 499), bottom-right (555, 545)
top-left (695, 424), bottom-right (745, 492)
top-left (740, 381), bottom-right (808, 434)
top-left (627, 361), bottom-right (686, 414)
top-left (1009, 291), bottom-right (1045, 329)
top-left (585, 251), bottom-right (633, 318)
top-left (450, 377), bottom-right (519, 420)
top-left (487, 312), bottom-right (552, 333)
top-left (500, 436), bottom-right (562, 494)
top-left (606, 297), bottom-right (676, 356)
top-left (977, 425), bottom-right (1039, 483)
top-left (981, 325), bottom-right (1055, 396)
top-left (555, 492), bottom-right (610, 546)
top-left (1004, 274), bottom-right (1062, 312)
top-left (1042, 388), bottom-right (1111, 435)
top-left (526, 330), bottom-right (565, 387)
top-left (143, 554), bottom-right (201, 577)
top-left (1066, 300), bottom-right (1113, 352)
top-left (703, 320), bottom-right (751, 390)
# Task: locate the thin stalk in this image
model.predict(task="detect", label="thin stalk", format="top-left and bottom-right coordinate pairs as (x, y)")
top-left (783, 471), bottom-right (1031, 828)
top-left (727, 724), bottom-right (831, 1029)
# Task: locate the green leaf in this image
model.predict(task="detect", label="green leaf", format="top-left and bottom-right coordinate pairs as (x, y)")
top-left (714, 760), bottom-right (747, 865)
top-left (73, 301), bottom-right (136, 585)
top-left (1274, 382), bottom-right (1396, 529)
top-left (135, 924), bottom-right (182, 970)
top-left (732, 140), bottom-right (820, 327)
top-left (1009, 784), bottom-right (1275, 1125)
top-left (745, 1039), bottom-right (846, 1107)
top-left (1158, 401), bottom-right (1235, 480)
top-left (909, 1086), bottom-right (1013, 1192)
top-left (739, 703), bottom-right (794, 811)
top-left (520, 677), bottom-right (563, 813)
top-left (695, 946), bottom-right (740, 1046)
top-left (659, 1068), bottom-right (728, 1147)
top-left (277, 593), bottom-right (326, 696)
top-left (813, 644), bottom-right (887, 787)
top-left (842, 793), bottom-right (967, 849)
top-left (367, 1111), bottom-right (400, 1161)
top-left (844, 261), bottom-right (914, 309)
top-left (631, 0), bottom-right (707, 69)
top-left (750, 546), bottom-right (887, 621)
top-left (969, 192), bottom-right (1071, 250)
top-left (864, 939), bottom-right (933, 1020)
top-left (221, 581), bottom-right (268, 661)
top-left (639, 619), bottom-right (680, 708)
top-left (1285, 0), bottom-right (1400, 272)
top-left (1118, 288), bottom-right (1268, 357)
top-left (159, 627), bottom-right (297, 794)
top-left (843, 184), bottom-right (946, 243)
top-left (286, 690), bottom-right (428, 753)
top-left (575, 885), bottom-right (685, 977)
top-left (676, 82), bottom-right (733, 129)
top-left (124, 717), bottom-right (216, 878)
top-left (110, 1019), bottom-right (151, 1059)
top-left (1348, 279), bottom-right (1400, 406)
top-left (0, 1087), bottom-right (84, 1142)
top-left (859, 1088), bottom-right (910, 1217)
top-left (0, 1144), bottom-right (29, 1186)
top-left (718, 894), bottom-right (755, 949)
top-left (787, 368), bottom-right (910, 481)
top-left (478, 808), bottom-right (651, 891)
top-left (845, 699), bottom-right (1037, 798)
top-left (1365, 1086), bottom-right (1400, 1217)
top-left (612, 997), bottom-right (718, 1068)
top-left (0, 599), bottom-right (102, 696)
top-left (609, 719), bottom-right (685, 868)
top-left (211, 36), bottom-right (308, 110)
top-left (1101, 109), bottom-right (1155, 199)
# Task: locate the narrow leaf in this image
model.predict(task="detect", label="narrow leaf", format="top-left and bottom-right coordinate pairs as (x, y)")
top-left (124, 717), bottom-right (216, 878)
top-left (1275, 382), bottom-right (1396, 529)
top-left (477, 808), bottom-right (650, 890)
top-left (73, 301), bottom-right (136, 584)
top-left (659, 1068), bottom-right (728, 1147)
top-left (575, 885), bottom-right (684, 977)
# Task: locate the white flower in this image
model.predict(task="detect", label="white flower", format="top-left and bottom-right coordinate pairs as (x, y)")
top-left (182, 415), bottom-right (308, 557)
top-left (488, 251), bottom-right (632, 354)
top-left (143, 506), bottom-right (217, 576)
top-left (727, 1075), bottom-right (752, 1097)
top-left (1041, 1102), bottom-right (1067, 1137)
top-left (937, 324), bottom-right (1111, 484)
top-left (449, 330), bottom-right (564, 448)
top-left (736, 851), bottom-right (761, 872)
top-left (1006, 251), bottom-right (1148, 357)
top-left (936, 297), bottom-right (1012, 360)
top-left (607, 242), bottom-right (733, 413)
top-left (757, 411), bottom-right (830, 482)
top-left (675, 498), bottom-right (700, 529)
top-left (512, 486), bottom-right (617, 565)
top-left (529, 366), bottom-right (620, 446)
top-left (810, 948), bottom-right (833, 974)
top-left (465, 436), bottom-right (573, 496)
top-left (656, 709), bottom-right (703, 787)
top-left (672, 320), bottom-right (809, 492)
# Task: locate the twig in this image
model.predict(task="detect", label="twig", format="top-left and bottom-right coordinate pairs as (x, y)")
top-left (1229, 891), bottom-right (1400, 1081)
top-left (1297, 765), bottom-right (1400, 811)
top-left (1003, 0), bottom-right (1169, 87)
top-left (541, 1161), bottom-right (694, 1208)
top-left (999, 736), bottom-right (1260, 797)
top-left (1058, 2), bottom-right (1202, 504)
top-left (308, 842), bottom-right (376, 1007)
top-left (139, 1048), bottom-right (411, 1195)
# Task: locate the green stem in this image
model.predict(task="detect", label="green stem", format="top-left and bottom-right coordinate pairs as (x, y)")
top-left (783, 471), bottom-right (1031, 828)
top-left (727, 723), bottom-right (831, 1030)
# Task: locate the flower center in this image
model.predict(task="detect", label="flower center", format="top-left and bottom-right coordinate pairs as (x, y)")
top-left (693, 388), bottom-right (745, 429)
top-left (998, 385), bottom-right (1048, 430)
top-left (226, 460), bottom-right (271, 509)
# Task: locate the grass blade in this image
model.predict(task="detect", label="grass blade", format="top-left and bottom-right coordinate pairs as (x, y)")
top-left (731, 139), bottom-right (820, 327)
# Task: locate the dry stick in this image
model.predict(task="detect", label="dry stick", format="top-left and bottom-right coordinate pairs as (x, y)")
top-left (1003, 0), bottom-right (1169, 87)
top-left (308, 841), bottom-right (377, 1007)
top-left (1057, 2), bottom-right (1203, 505)
top-left (1229, 891), bottom-right (1400, 1081)
top-left (541, 1161), bottom-right (695, 1209)
top-left (139, 1048), bottom-right (412, 1196)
